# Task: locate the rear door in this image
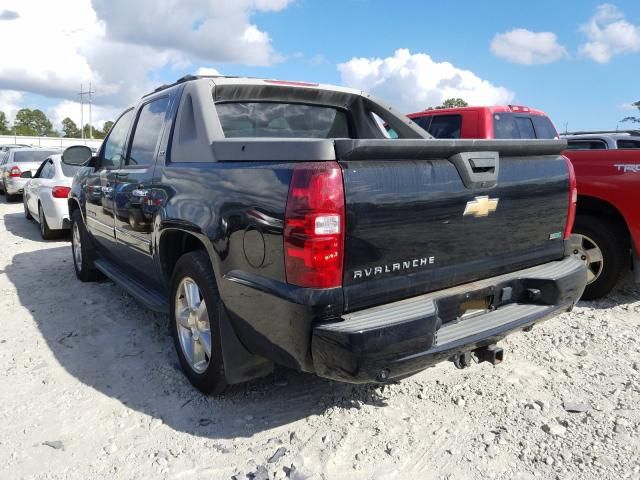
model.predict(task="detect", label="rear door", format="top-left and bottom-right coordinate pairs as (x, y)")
top-left (85, 109), bottom-right (135, 253)
top-left (29, 159), bottom-right (54, 214)
top-left (111, 95), bottom-right (172, 283)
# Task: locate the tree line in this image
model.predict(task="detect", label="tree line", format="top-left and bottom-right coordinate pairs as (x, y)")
top-left (0, 109), bottom-right (113, 139)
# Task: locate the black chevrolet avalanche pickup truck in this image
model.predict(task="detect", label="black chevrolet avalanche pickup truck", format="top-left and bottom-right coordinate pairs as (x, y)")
top-left (62, 75), bottom-right (587, 394)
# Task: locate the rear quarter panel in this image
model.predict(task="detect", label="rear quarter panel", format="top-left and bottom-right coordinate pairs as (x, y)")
top-left (566, 149), bottom-right (640, 252)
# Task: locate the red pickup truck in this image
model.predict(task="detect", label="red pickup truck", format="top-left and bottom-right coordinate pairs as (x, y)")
top-left (562, 131), bottom-right (640, 299)
top-left (406, 105), bottom-right (559, 140)
top-left (406, 107), bottom-right (639, 299)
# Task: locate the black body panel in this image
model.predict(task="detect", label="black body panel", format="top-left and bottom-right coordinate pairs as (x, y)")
top-left (312, 256), bottom-right (586, 383)
top-left (66, 77), bottom-right (585, 384)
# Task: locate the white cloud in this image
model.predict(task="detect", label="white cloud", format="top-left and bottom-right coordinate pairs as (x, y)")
top-left (47, 100), bottom-right (122, 133)
top-left (0, 90), bottom-right (24, 120)
top-left (579, 4), bottom-right (640, 63)
top-left (0, 0), bottom-right (292, 113)
top-left (195, 67), bottom-right (222, 76)
top-left (338, 49), bottom-right (514, 113)
top-left (91, 0), bottom-right (292, 67)
top-left (490, 29), bottom-right (568, 65)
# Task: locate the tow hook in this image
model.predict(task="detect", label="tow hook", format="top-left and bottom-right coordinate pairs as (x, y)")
top-left (451, 352), bottom-right (473, 369)
top-left (474, 345), bottom-right (504, 365)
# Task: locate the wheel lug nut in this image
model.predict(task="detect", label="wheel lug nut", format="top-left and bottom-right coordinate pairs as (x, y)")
top-left (573, 250), bottom-right (579, 254)
top-left (581, 255), bottom-right (587, 261)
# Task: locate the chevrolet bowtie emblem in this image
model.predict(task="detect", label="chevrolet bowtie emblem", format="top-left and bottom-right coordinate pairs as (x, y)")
top-left (463, 196), bottom-right (499, 218)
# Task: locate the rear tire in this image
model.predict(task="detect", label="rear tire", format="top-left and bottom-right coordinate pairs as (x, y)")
top-left (571, 215), bottom-right (626, 300)
top-left (71, 209), bottom-right (102, 281)
top-left (39, 204), bottom-right (59, 240)
top-left (23, 196), bottom-right (32, 219)
top-left (170, 250), bottom-right (228, 395)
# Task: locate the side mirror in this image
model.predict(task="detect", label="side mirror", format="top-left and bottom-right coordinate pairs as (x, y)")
top-left (62, 145), bottom-right (93, 166)
top-left (20, 171), bottom-right (32, 179)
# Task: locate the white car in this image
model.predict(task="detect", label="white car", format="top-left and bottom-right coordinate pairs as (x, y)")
top-left (23, 154), bottom-right (82, 239)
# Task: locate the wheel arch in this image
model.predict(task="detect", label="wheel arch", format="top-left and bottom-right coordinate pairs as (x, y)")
top-left (68, 197), bottom-right (84, 223)
top-left (576, 195), bottom-right (631, 249)
top-left (158, 228), bottom-right (213, 285)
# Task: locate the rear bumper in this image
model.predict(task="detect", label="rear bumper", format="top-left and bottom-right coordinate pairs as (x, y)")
top-left (5, 178), bottom-right (26, 195)
top-left (312, 256), bottom-right (587, 383)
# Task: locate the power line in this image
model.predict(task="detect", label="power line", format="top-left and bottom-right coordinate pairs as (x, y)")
top-left (78, 83), bottom-right (95, 139)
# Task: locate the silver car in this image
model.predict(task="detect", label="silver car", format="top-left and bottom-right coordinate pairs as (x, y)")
top-left (0, 148), bottom-right (60, 200)
top-left (23, 155), bottom-right (82, 239)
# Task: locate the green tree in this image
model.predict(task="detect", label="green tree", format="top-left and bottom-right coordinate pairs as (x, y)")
top-left (61, 117), bottom-right (81, 138)
top-left (102, 120), bottom-right (114, 137)
top-left (621, 100), bottom-right (640, 124)
top-left (14, 108), bottom-right (55, 136)
top-left (437, 98), bottom-right (469, 109)
top-left (0, 111), bottom-right (10, 134)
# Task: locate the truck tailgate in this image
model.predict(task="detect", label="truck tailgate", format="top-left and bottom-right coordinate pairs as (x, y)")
top-left (336, 139), bottom-right (570, 312)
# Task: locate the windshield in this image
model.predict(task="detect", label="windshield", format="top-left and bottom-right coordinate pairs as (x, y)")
top-left (216, 102), bottom-right (351, 138)
top-left (13, 150), bottom-right (59, 163)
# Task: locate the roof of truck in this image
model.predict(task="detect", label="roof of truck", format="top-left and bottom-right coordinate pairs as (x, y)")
top-left (144, 74), bottom-right (363, 98)
top-left (407, 105), bottom-right (549, 118)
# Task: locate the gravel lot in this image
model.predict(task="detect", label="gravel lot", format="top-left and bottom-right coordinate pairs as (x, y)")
top-left (1, 195), bottom-right (639, 480)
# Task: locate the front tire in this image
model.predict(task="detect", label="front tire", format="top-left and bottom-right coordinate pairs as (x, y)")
top-left (39, 204), bottom-right (59, 240)
top-left (71, 209), bottom-right (101, 281)
top-left (170, 250), bottom-right (228, 394)
top-left (571, 215), bottom-right (626, 300)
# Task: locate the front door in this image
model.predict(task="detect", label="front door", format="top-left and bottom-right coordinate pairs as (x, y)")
top-left (112, 96), bottom-right (172, 284)
top-left (85, 109), bottom-right (135, 253)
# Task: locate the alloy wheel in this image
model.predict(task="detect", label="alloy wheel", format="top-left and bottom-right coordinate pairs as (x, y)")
top-left (72, 221), bottom-right (83, 269)
top-left (175, 277), bottom-right (212, 373)
top-left (570, 233), bottom-right (604, 285)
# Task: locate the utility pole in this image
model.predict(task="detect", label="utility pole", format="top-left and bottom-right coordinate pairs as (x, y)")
top-left (78, 83), bottom-right (96, 139)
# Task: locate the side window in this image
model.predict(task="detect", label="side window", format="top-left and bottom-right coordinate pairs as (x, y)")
top-left (102, 109), bottom-right (135, 169)
top-left (39, 161), bottom-right (54, 179)
top-left (126, 97), bottom-right (171, 167)
top-left (617, 139), bottom-right (640, 149)
top-left (515, 117), bottom-right (536, 139)
top-left (427, 115), bottom-right (462, 139)
top-left (566, 140), bottom-right (608, 150)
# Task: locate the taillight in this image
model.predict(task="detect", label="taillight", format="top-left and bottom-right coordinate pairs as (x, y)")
top-left (564, 156), bottom-right (577, 239)
top-left (9, 166), bottom-right (21, 177)
top-left (284, 162), bottom-right (345, 288)
top-left (52, 186), bottom-right (71, 198)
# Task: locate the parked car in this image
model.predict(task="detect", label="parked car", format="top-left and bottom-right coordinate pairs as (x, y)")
top-left (405, 105), bottom-right (559, 139)
top-left (62, 75), bottom-right (586, 394)
top-left (0, 145), bottom-right (32, 187)
top-left (22, 154), bottom-right (82, 239)
top-left (0, 148), bottom-right (60, 200)
top-left (561, 130), bottom-right (640, 299)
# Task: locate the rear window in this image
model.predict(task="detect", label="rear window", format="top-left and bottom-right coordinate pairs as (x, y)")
top-left (216, 102), bottom-right (351, 138)
top-left (493, 113), bottom-right (557, 139)
top-left (13, 150), bottom-right (58, 162)
top-left (417, 115), bottom-right (461, 139)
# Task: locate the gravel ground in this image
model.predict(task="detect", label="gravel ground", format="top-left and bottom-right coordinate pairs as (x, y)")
top-left (0, 195), bottom-right (639, 480)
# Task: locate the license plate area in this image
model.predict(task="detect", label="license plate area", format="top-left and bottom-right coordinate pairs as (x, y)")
top-left (436, 286), bottom-right (498, 325)
top-left (458, 296), bottom-right (492, 320)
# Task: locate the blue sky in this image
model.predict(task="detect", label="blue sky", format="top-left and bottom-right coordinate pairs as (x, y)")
top-left (1, 0), bottom-right (639, 132)
top-left (209, 0), bottom-right (640, 132)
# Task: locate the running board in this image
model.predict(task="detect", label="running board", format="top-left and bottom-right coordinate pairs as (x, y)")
top-left (94, 259), bottom-right (169, 313)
